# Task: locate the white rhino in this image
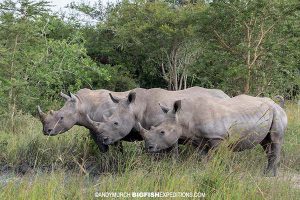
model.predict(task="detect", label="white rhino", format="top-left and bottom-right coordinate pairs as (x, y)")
top-left (86, 86), bottom-right (230, 147)
top-left (139, 95), bottom-right (287, 176)
top-left (37, 88), bottom-right (129, 152)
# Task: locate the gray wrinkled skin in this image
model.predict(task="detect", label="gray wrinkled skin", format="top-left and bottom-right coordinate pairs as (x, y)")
top-left (37, 89), bottom-right (128, 152)
top-left (141, 95), bottom-right (287, 176)
top-left (87, 87), bottom-right (230, 145)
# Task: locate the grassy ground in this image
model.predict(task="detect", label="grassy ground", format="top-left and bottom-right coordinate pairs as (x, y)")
top-left (0, 103), bottom-right (299, 199)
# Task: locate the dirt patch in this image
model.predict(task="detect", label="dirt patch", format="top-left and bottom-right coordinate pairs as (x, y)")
top-left (291, 174), bottom-right (300, 189)
top-left (278, 171), bottom-right (300, 189)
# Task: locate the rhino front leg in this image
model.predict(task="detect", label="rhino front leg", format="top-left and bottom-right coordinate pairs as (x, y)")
top-left (89, 130), bottom-right (109, 153)
top-left (202, 139), bottom-right (223, 162)
top-left (114, 141), bottom-right (124, 154)
top-left (171, 142), bottom-right (179, 161)
top-left (208, 139), bottom-right (222, 150)
top-left (194, 138), bottom-right (209, 157)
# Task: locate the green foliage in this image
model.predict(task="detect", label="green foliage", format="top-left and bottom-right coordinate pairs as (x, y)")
top-left (0, 0), bottom-right (136, 119)
top-left (71, 0), bottom-right (299, 95)
top-left (102, 1), bottom-right (207, 89)
top-left (0, 0), bottom-right (299, 115)
top-left (192, 0), bottom-right (300, 95)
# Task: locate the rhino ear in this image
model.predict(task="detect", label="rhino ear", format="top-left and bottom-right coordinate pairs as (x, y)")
top-left (173, 100), bottom-right (182, 113)
top-left (127, 91), bottom-right (136, 104)
top-left (159, 103), bottom-right (169, 114)
top-left (60, 92), bottom-right (70, 101)
top-left (109, 93), bottom-right (121, 103)
top-left (102, 114), bottom-right (108, 122)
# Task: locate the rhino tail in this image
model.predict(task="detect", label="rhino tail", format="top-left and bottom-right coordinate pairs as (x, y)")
top-left (274, 95), bottom-right (285, 108)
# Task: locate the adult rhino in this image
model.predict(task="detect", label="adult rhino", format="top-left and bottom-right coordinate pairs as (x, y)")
top-left (37, 89), bottom-right (129, 152)
top-left (86, 87), bottom-right (230, 147)
top-left (139, 95), bottom-right (287, 176)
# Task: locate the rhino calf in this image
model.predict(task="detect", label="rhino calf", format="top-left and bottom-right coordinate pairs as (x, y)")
top-left (140, 95), bottom-right (287, 176)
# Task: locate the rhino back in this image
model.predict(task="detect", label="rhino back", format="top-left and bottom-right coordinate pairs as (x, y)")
top-left (76, 88), bottom-right (129, 122)
top-left (132, 87), bottom-right (229, 129)
top-left (178, 95), bottom-right (274, 144)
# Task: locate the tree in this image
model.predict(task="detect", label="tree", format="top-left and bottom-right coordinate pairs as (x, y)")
top-left (104, 1), bottom-right (206, 90)
top-left (0, 0), bottom-right (111, 130)
top-left (197, 0), bottom-right (299, 95)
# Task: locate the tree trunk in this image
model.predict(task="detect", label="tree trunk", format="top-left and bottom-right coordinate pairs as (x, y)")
top-left (244, 67), bottom-right (251, 94)
top-left (9, 35), bottom-right (19, 132)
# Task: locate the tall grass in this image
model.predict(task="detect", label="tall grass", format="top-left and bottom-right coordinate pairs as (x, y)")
top-left (0, 103), bottom-right (299, 199)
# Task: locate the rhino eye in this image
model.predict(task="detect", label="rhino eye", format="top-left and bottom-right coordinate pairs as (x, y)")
top-left (60, 117), bottom-right (64, 120)
top-left (160, 130), bottom-right (165, 135)
top-left (114, 121), bottom-right (119, 126)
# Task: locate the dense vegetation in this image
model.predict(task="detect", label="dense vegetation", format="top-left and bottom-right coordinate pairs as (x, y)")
top-left (0, 0), bottom-right (299, 119)
top-left (0, 0), bottom-right (299, 199)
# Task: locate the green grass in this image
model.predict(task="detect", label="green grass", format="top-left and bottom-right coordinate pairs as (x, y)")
top-left (0, 103), bottom-right (299, 199)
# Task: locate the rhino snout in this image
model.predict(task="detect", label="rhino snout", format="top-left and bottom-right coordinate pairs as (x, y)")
top-left (43, 128), bottom-right (52, 134)
top-left (147, 145), bottom-right (155, 152)
top-left (146, 143), bottom-right (158, 153)
top-left (102, 136), bottom-right (113, 145)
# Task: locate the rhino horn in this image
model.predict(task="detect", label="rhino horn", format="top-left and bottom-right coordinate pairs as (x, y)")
top-left (50, 110), bottom-right (55, 115)
top-left (37, 106), bottom-right (46, 121)
top-left (86, 114), bottom-right (99, 127)
top-left (137, 122), bottom-right (147, 137)
top-left (69, 92), bottom-right (77, 102)
top-left (60, 92), bottom-right (71, 101)
top-left (109, 93), bottom-right (121, 103)
top-left (159, 103), bottom-right (169, 114)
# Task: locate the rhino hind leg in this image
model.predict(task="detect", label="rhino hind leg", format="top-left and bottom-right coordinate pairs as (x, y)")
top-left (89, 130), bottom-right (109, 153)
top-left (261, 130), bottom-right (283, 176)
top-left (264, 141), bottom-right (282, 176)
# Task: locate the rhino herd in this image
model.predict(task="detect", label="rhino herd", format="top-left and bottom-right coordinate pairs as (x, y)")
top-left (37, 87), bottom-right (287, 176)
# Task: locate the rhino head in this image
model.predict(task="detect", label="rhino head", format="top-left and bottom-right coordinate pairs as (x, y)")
top-left (139, 100), bottom-right (183, 153)
top-left (85, 91), bottom-right (137, 145)
top-left (37, 92), bottom-right (80, 136)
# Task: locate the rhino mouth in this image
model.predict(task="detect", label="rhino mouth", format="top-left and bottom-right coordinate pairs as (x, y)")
top-left (102, 136), bottom-right (114, 145)
top-left (147, 144), bottom-right (175, 153)
top-left (43, 128), bottom-right (64, 136)
top-left (103, 132), bottom-right (127, 145)
top-left (146, 144), bottom-right (160, 153)
top-left (43, 132), bottom-right (58, 136)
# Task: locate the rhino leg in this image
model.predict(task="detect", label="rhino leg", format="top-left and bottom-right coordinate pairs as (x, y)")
top-left (89, 130), bottom-right (109, 153)
top-left (260, 133), bottom-right (271, 154)
top-left (262, 129), bottom-right (283, 176)
top-left (193, 138), bottom-right (209, 157)
top-left (171, 142), bottom-right (179, 161)
top-left (199, 146), bottom-right (209, 156)
top-left (208, 139), bottom-right (223, 150)
top-left (114, 141), bottom-right (124, 154)
top-left (264, 140), bottom-right (282, 176)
